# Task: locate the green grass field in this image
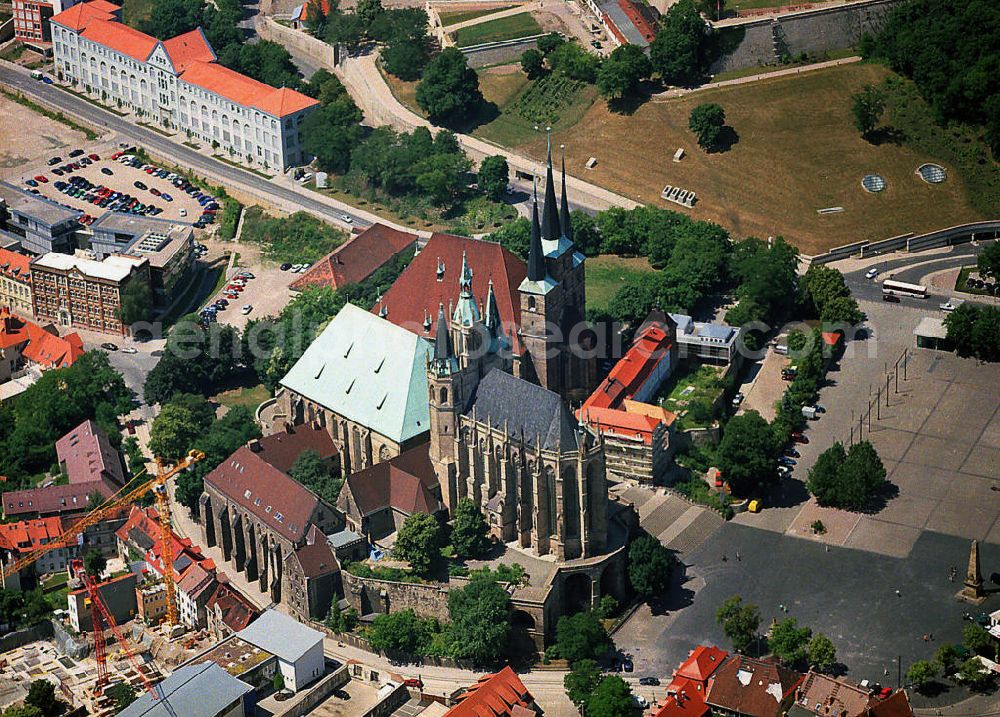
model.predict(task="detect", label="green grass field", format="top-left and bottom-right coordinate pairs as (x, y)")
top-left (212, 383), bottom-right (271, 411)
top-left (438, 5), bottom-right (514, 26)
top-left (657, 363), bottom-right (726, 430)
top-left (453, 12), bottom-right (542, 47)
top-left (585, 254), bottom-right (655, 311)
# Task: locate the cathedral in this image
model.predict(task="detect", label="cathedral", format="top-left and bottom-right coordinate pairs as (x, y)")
top-left (425, 143), bottom-right (608, 561)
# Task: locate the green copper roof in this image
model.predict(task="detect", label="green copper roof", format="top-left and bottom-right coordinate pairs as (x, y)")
top-left (280, 303), bottom-right (431, 444)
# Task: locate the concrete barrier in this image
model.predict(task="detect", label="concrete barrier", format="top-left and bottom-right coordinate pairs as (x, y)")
top-left (806, 220), bottom-right (1000, 264)
top-left (458, 33), bottom-right (548, 68)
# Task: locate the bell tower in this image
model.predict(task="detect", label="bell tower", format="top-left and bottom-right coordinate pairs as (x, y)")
top-left (428, 303), bottom-right (462, 512)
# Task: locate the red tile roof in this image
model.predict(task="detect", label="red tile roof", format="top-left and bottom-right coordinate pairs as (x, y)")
top-left (0, 516), bottom-right (64, 553)
top-left (292, 0), bottom-right (331, 21)
top-left (180, 61), bottom-right (319, 117)
top-left (446, 667), bottom-right (538, 717)
top-left (0, 308), bottom-right (32, 350)
top-left (865, 691), bottom-right (913, 717)
top-left (376, 233), bottom-right (526, 353)
top-left (578, 324), bottom-right (674, 445)
top-left (81, 18), bottom-right (158, 62)
top-left (618, 0), bottom-right (657, 42)
top-left (204, 446), bottom-right (321, 542)
top-left (116, 505), bottom-right (214, 580)
top-left (50, 1), bottom-right (116, 31)
top-left (21, 329), bottom-right (85, 369)
top-left (706, 655), bottom-right (803, 717)
top-left (162, 28), bottom-right (216, 72)
top-left (249, 423), bottom-right (338, 475)
top-left (292, 527), bottom-right (339, 578)
top-left (793, 672), bottom-right (875, 717)
top-left (55, 419), bottom-right (126, 487)
top-left (653, 678), bottom-right (710, 717)
top-left (207, 574), bottom-right (258, 632)
top-left (3, 481), bottom-right (114, 517)
top-left (675, 645), bottom-right (729, 686)
top-left (0, 248), bottom-right (31, 283)
top-left (290, 223), bottom-right (417, 293)
top-left (338, 444), bottom-right (442, 519)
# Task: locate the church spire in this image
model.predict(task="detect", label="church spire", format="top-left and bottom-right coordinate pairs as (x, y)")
top-left (433, 302), bottom-right (453, 362)
top-left (459, 250), bottom-right (473, 296)
top-left (559, 144), bottom-right (573, 243)
top-left (484, 277), bottom-right (502, 334)
top-left (527, 178), bottom-right (546, 281)
top-left (541, 127), bottom-right (560, 243)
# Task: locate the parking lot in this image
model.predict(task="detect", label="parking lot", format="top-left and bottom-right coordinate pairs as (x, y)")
top-left (300, 679), bottom-right (379, 717)
top-left (17, 149), bottom-right (206, 224)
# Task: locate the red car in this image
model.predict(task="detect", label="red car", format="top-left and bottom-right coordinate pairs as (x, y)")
top-left (34, 175), bottom-right (48, 183)
top-left (110, 151), bottom-right (123, 160)
top-left (150, 188), bottom-right (161, 196)
top-left (790, 432), bottom-right (809, 444)
top-left (403, 678), bottom-right (423, 689)
top-left (88, 153), bottom-right (99, 161)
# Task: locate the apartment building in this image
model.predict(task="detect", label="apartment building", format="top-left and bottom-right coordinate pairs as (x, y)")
top-left (50, 1), bottom-right (319, 172)
top-left (30, 251), bottom-right (148, 336)
top-left (0, 249), bottom-right (33, 316)
top-left (11, 0), bottom-right (81, 48)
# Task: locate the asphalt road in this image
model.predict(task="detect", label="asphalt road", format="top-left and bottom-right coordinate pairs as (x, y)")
top-left (0, 64), bottom-right (375, 229)
top-left (842, 244), bottom-right (984, 305)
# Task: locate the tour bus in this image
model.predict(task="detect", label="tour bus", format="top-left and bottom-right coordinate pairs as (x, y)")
top-left (882, 279), bottom-right (927, 299)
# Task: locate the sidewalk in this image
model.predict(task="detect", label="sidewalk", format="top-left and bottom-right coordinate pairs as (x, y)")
top-left (653, 56), bottom-right (861, 99)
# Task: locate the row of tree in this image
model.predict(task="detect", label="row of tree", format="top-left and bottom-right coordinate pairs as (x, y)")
top-left (807, 441), bottom-right (886, 511)
top-left (907, 624), bottom-right (998, 693)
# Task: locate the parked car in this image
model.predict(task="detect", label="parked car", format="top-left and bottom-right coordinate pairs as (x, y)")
top-left (34, 175), bottom-right (48, 183)
top-left (865, 268), bottom-right (879, 280)
top-left (939, 298), bottom-right (963, 312)
top-left (121, 346), bottom-right (138, 354)
top-left (69, 148), bottom-right (84, 157)
top-left (160, 193), bottom-right (172, 202)
top-left (731, 392), bottom-right (745, 407)
top-left (101, 167), bottom-right (114, 176)
top-left (639, 677), bottom-right (660, 686)
top-left (24, 179), bottom-right (38, 187)
top-left (47, 156), bottom-right (62, 166)
top-left (88, 153), bottom-right (100, 161)
top-left (100, 342), bottom-right (119, 351)
top-left (784, 447), bottom-right (800, 458)
top-left (241, 305), bottom-right (253, 315)
top-left (134, 181), bottom-right (147, 190)
top-left (778, 456), bottom-right (797, 466)
top-left (339, 212), bottom-right (352, 223)
top-left (150, 188), bottom-right (161, 196)
top-left (280, 263), bottom-right (292, 271)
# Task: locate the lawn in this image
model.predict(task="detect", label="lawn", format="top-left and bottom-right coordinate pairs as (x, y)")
top-left (438, 5), bottom-right (514, 26)
top-left (122, 0), bottom-right (156, 28)
top-left (453, 12), bottom-right (542, 47)
top-left (536, 63), bottom-right (992, 255)
top-left (657, 363), bottom-right (726, 430)
top-left (585, 254), bottom-right (655, 311)
top-left (240, 206), bottom-right (347, 265)
top-left (212, 383), bottom-right (271, 411)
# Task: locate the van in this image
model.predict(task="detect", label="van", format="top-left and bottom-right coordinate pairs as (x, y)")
top-left (775, 344), bottom-right (788, 355)
top-left (31, 70), bottom-right (43, 80)
top-left (801, 406), bottom-right (818, 420)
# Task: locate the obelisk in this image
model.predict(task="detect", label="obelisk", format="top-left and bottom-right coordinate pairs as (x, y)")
top-left (958, 539), bottom-right (986, 604)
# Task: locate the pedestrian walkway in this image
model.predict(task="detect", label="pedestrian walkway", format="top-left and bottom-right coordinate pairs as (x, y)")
top-left (653, 56), bottom-right (860, 99)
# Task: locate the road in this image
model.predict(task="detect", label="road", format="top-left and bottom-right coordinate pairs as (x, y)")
top-left (841, 243), bottom-right (984, 304)
top-left (0, 63), bottom-right (381, 230)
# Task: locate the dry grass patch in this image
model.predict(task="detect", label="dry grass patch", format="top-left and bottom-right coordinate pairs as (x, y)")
top-left (536, 63), bottom-right (985, 255)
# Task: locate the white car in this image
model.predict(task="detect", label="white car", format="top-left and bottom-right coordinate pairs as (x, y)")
top-left (241, 305), bottom-right (253, 315)
top-left (865, 268), bottom-right (879, 280)
top-left (939, 298), bottom-right (963, 312)
top-left (339, 212), bottom-right (353, 223)
top-left (121, 346), bottom-right (138, 354)
top-left (179, 208), bottom-right (188, 217)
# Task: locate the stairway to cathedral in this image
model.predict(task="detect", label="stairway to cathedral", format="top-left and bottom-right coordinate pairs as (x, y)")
top-left (659, 508), bottom-right (725, 555)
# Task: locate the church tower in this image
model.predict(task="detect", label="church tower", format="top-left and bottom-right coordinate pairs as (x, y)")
top-left (428, 303), bottom-right (462, 512)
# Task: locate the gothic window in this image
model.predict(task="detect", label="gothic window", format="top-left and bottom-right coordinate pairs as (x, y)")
top-left (378, 445), bottom-right (390, 462)
top-left (528, 296), bottom-right (536, 311)
top-left (563, 468), bottom-right (579, 539)
top-left (440, 387), bottom-right (448, 404)
top-left (545, 466), bottom-right (557, 536)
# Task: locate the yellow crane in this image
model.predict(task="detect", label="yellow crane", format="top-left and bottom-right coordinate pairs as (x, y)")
top-left (2, 449), bottom-right (206, 627)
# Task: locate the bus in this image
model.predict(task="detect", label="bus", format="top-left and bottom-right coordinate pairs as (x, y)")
top-left (882, 279), bottom-right (927, 298)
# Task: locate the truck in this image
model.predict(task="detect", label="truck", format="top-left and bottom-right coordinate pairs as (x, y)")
top-left (801, 406), bottom-right (819, 420)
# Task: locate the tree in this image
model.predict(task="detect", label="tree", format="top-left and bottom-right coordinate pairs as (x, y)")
top-left (586, 676), bottom-right (633, 717)
top-left (415, 152), bottom-right (471, 206)
top-left (978, 242), bottom-right (1000, 281)
top-left (650, 0), bottom-right (708, 86)
top-left (447, 572), bottom-right (510, 663)
top-left (936, 643), bottom-right (960, 675)
top-left (381, 37), bottom-right (430, 81)
top-left (627, 535), bottom-right (675, 598)
top-left (945, 303), bottom-right (983, 358)
top-left (83, 549), bottom-right (107, 581)
top-left (326, 605), bottom-right (358, 633)
top-left (367, 609), bottom-right (432, 654)
top-left (564, 659), bottom-right (601, 707)
top-left (486, 218), bottom-right (530, 260)
top-left (808, 633), bottom-right (837, 673)
top-left (25, 680), bottom-right (60, 717)
top-left (393, 512), bottom-right (444, 576)
top-left (478, 155), bottom-right (509, 202)
top-left (273, 672), bottom-right (285, 693)
top-left (548, 41), bottom-right (599, 83)
top-left (688, 103), bottom-right (726, 150)
top-left (716, 595), bottom-right (760, 653)
top-left (3, 706), bottom-right (44, 717)
top-left (717, 411), bottom-right (779, 497)
top-left (596, 44), bottom-right (651, 103)
top-left (148, 395), bottom-right (214, 461)
top-left (289, 449), bottom-right (342, 504)
top-left (106, 682), bottom-right (137, 712)
top-left (120, 280), bottom-right (152, 326)
top-left (174, 406), bottom-right (261, 511)
top-left (957, 657), bottom-right (992, 691)
top-left (906, 660), bottom-right (939, 692)
top-left (820, 295), bottom-right (864, 325)
top-left (807, 441), bottom-right (885, 511)
top-left (136, 0), bottom-right (202, 38)
top-left (551, 611), bottom-right (611, 664)
top-left (851, 84), bottom-right (885, 140)
top-left (86, 490), bottom-right (105, 512)
top-left (521, 48), bottom-right (544, 79)
top-left (416, 48), bottom-right (483, 125)
top-left (450, 498), bottom-right (491, 559)
top-left (963, 624), bottom-right (993, 656)
top-left (536, 32), bottom-right (564, 56)
top-left (300, 96), bottom-right (364, 173)
top-left (769, 618), bottom-right (812, 666)
top-left (303, 0), bottom-right (328, 34)
top-left (356, 0), bottom-right (383, 25)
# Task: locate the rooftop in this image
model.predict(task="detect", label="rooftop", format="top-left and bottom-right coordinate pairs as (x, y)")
top-left (338, 443), bottom-right (442, 519)
top-left (249, 423), bottom-right (338, 475)
top-left (180, 61), bottom-right (319, 117)
top-left (188, 636), bottom-right (274, 677)
top-left (0, 181), bottom-right (81, 227)
top-left (913, 316), bottom-right (948, 340)
top-left (445, 666), bottom-right (538, 717)
top-left (56, 419), bottom-right (126, 487)
top-left (706, 655), bottom-right (803, 717)
top-left (32, 251), bottom-right (147, 282)
top-left (118, 662), bottom-right (253, 717)
top-left (50, 0), bottom-right (117, 31)
top-left (237, 608), bottom-right (323, 664)
top-left (290, 223), bottom-right (417, 293)
top-left (280, 303), bottom-right (431, 445)
top-left (0, 248), bottom-right (31, 282)
top-left (206, 576), bottom-right (258, 633)
top-left (792, 672), bottom-right (874, 717)
top-left (0, 516), bottom-right (64, 553)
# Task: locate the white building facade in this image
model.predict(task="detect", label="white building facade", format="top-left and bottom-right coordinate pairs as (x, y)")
top-left (50, 1), bottom-right (318, 172)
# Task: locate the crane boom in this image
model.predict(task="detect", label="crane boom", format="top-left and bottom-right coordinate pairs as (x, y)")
top-left (2, 451), bottom-right (205, 586)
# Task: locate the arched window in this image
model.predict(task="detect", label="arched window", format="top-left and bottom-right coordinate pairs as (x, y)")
top-left (528, 296), bottom-right (536, 311)
top-left (439, 387), bottom-right (448, 404)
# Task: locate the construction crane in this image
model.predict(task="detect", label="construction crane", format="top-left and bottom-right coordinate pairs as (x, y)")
top-left (69, 557), bottom-right (157, 698)
top-left (2, 449), bottom-right (206, 629)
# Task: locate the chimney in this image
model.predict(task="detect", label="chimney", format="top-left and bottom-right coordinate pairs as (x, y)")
top-left (247, 439), bottom-right (262, 452)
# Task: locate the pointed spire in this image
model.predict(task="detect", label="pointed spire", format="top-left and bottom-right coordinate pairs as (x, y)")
top-left (560, 144), bottom-right (573, 243)
top-left (484, 277), bottom-right (502, 333)
top-left (541, 128), bottom-right (560, 243)
top-left (433, 302), bottom-right (453, 362)
top-left (459, 250), bottom-right (473, 294)
top-left (527, 178), bottom-right (545, 282)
